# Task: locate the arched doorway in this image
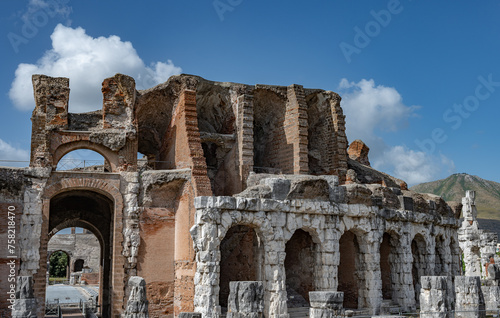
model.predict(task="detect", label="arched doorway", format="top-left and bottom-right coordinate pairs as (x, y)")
top-left (338, 230), bottom-right (361, 309)
top-left (411, 234), bottom-right (427, 305)
top-left (380, 233), bottom-right (393, 301)
top-left (434, 236), bottom-right (446, 276)
top-left (285, 229), bottom-right (317, 308)
top-left (48, 250), bottom-right (71, 282)
top-left (219, 225), bottom-right (264, 312)
top-left (74, 259), bottom-right (85, 272)
top-left (48, 190), bottom-right (113, 317)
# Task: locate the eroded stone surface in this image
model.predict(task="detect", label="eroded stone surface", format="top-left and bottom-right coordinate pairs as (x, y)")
top-left (124, 276), bottom-right (149, 317)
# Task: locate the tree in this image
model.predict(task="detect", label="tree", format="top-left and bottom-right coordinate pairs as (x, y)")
top-left (49, 251), bottom-right (68, 278)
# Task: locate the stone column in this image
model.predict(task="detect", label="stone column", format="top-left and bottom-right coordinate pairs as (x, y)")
top-left (309, 291), bottom-right (343, 318)
top-left (264, 239), bottom-right (288, 318)
top-left (227, 281), bottom-right (264, 318)
top-left (455, 276), bottom-right (485, 318)
top-left (361, 232), bottom-right (383, 314)
top-left (481, 280), bottom-right (500, 310)
top-left (398, 233), bottom-right (416, 311)
top-left (123, 276), bottom-right (149, 318)
top-left (419, 276), bottom-right (450, 318)
top-left (482, 262), bottom-right (500, 310)
top-left (11, 276), bottom-right (37, 318)
top-left (191, 219), bottom-right (221, 318)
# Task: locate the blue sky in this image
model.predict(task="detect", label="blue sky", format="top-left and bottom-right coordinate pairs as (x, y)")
top-left (1, 0), bottom-right (499, 186)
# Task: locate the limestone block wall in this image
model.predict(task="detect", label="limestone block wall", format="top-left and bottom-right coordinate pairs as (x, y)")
top-left (190, 179), bottom-right (459, 318)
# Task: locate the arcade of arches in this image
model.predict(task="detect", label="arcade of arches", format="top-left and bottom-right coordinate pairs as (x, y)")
top-left (0, 73), bottom-right (463, 318)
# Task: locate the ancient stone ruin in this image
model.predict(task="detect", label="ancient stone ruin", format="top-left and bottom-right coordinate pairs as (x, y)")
top-left (0, 73), bottom-right (492, 317)
top-left (46, 228), bottom-right (100, 285)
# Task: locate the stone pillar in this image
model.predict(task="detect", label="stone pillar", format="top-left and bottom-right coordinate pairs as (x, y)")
top-left (482, 261), bottom-right (500, 310)
top-left (481, 280), bottom-right (500, 310)
top-left (309, 291), bottom-right (343, 318)
top-left (191, 220), bottom-right (221, 318)
top-left (227, 281), bottom-right (264, 318)
top-left (11, 276), bottom-right (37, 318)
top-left (264, 240), bottom-right (288, 318)
top-left (454, 276), bottom-right (485, 318)
top-left (124, 276), bottom-right (149, 318)
top-left (419, 276), bottom-right (450, 318)
top-left (361, 233), bottom-right (383, 314)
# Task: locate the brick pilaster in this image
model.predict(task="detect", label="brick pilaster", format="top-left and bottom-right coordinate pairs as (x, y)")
top-left (237, 94), bottom-right (254, 190)
top-left (286, 85), bottom-right (309, 174)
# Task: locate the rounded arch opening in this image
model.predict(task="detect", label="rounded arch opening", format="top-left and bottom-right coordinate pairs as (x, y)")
top-left (411, 233), bottom-right (428, 305)
top-left (53, 140), bottom-right (118, 172)
top-left (48, 189), bottom-right (113, 316)
top-left (218, 224), bottom-right (264, 312)
top-left (380, 233), bottom-right (393, 300)
top-left (338, 230), bottom-right (361, 309)
top-left (47, 250), bottom-right (71, 283)
top-left (56, 149), bottom-right (111, 172)
top-left (285, 228), bottom-right (318, 308)
top-left (434, 235), bottom-right (446, 276)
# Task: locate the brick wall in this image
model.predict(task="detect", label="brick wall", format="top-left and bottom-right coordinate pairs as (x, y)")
top-left (159, 89), bottom-right (212, 197)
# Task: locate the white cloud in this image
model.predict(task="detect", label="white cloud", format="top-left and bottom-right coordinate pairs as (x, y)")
top-left (338, 78), bottom-right (454, 185)
top-left (339, 78), bottom-right (418, 138)
top-left (0, 139), bottom-right (29, 166)
top-left (373, 146), bottom-right (455, 186)
top-left (9, 24), bottom-right (182, 112)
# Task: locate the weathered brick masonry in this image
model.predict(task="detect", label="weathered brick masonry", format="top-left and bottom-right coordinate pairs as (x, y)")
top-left (0, 74), bottom-right (462, 317)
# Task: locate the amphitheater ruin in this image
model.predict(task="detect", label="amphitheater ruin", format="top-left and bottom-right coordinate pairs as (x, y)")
top-left (1, 74), bottom-right (499, 317)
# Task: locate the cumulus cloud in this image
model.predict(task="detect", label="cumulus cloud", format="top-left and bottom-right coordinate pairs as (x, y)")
top-left (339, 78), bottom-right (418, 139)
top-left (338, 78), bottom-right (454, 185)
top-left (9, 24), bottom-right (182, 112)
top-left (0, 139), bottom-right (29, 166)
top-left (373, 146), bottom-right (456, 186)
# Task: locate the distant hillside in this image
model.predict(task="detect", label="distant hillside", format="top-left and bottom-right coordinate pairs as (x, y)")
top-left (410, 173), bottom-right (500, 220)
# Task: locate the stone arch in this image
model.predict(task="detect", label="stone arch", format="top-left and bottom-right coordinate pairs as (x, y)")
top-left (38, 178), bottom-right (124, 317)
top-left (380, 229), bottom-right (406, 308)
top-left (380, 232), bottom-right (393, 300)
top-left (284, 228), bottom-right (319, 307)
top-left (52, 140), bottom-right (119, 172)
top-left (73, 259), bottom-right (85, 272)
top-left (434, 235), bottom-right (448, 275)
top-left (411, 233), bottom-right (428, 305)
top-left (218, 222), bottom-right (265, 311)
top-left (338, 229), bottom-right (363, 309)
top-left (42, 177), bottom-right (123, 209)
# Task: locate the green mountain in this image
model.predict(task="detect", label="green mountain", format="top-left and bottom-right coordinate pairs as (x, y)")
top-left (410, 173), bottom-right (500, 220)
